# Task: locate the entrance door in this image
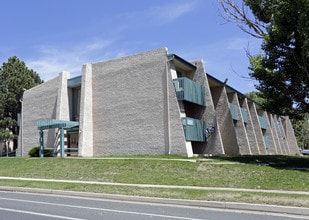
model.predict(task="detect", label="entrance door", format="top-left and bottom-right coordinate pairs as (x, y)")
top-left (68, 133), bottom-right (78, 156)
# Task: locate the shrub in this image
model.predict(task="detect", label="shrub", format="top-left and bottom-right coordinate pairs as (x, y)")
top-left (28, 146), bottom-right (54, 157)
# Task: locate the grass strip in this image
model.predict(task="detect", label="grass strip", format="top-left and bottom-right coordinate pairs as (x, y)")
top-left (0, 155), bottom-right (308, 207)
top-left (0, 179), bottom-right (307, 208)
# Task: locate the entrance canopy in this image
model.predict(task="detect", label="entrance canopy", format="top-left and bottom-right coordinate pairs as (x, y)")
top-left (35, 119), bottom-right (79, 158)
top-left (35, 119), bottom-right (79, 130)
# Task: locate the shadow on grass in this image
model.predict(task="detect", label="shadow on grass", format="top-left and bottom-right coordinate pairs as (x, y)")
top-left (212, 155), bottom-right (309, 171)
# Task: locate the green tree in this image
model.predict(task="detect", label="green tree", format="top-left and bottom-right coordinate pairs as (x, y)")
top-left (0, 56), bottom-right (43, 151)
top-left (0, 117), bottom-right (16, 154)
top-left (219, 0), bottom-right (309, 119)
top-left (249, 0), bottom-right (309, 119)
top-left (291, 114), bottom-right (309, 150)
top-left (245, 90), bottom-right (265, 105)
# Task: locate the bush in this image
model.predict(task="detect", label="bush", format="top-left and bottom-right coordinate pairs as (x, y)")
top-left (28, 146), bottom-right (54, 157)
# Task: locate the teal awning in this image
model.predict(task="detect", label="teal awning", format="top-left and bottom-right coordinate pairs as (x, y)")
top-left (35, 119), bottom-right (79, 130)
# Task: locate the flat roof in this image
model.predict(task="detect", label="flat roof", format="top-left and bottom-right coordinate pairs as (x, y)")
top-left (35, 119), bottom-right (79, 130)
top-left (206, 73), bottom-right (262, 107)
top-left (167, 54), bottom-right (196, 72)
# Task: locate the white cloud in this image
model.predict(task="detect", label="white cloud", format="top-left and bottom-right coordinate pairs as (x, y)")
top-left (151, 1), bottom-right (198, 23)
top-left (116, 1), bottom-right (198, 28)
top-left (26, 39), bottom-right (114, 81)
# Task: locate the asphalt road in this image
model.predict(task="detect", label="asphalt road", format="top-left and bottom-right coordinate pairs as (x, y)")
top-left (0, 191), bottom-right (307, 220)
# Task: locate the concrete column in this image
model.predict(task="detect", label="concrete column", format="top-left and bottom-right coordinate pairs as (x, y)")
top-left (283, 117), bottom-right (299, 155)
top-left (39, 130), bottom-right (44, 158)
top-left (214, 86), bottom-right (238, 154)
top-left (55, 71), bottom-right (70, 157)
top-left (204, 74), bottom-right (224, 155)
top-left (60, 127), bottom-right (64, 158)
top-left (232, 93), bottom-right (251, 155)
top-left (56, 71), bottom-right (70, 121)
top-left (248, 103), bottom-right (267, 154)
top-left (242, 99), bottom-right (260, 154)
top-left (193, 62), bottom-right (224, 156)
top-left (262, 112), bottom-right (277, 154)
top-left (79, 63), bottom-right (93, 157)
top-left (276, 116), bottom-right (289, 154)
top-left (269, 115), bottom-right (282, 154)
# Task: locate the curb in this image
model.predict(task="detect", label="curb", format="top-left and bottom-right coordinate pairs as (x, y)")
top-left (0, 186), bottom-right (308, 217)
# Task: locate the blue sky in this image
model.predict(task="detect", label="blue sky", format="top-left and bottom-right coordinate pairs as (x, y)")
top-left (0, 0), bottom-right (262, 93)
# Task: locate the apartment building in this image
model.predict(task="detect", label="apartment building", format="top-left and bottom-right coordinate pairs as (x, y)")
top-left (19, 48), bottom-right (299, 157)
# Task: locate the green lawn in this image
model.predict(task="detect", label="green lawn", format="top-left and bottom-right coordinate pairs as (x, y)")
top-left (0, 155), bottom-right (308, 207)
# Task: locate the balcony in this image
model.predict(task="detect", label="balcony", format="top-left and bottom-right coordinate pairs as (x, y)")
top-left (173, 77), bottom-right (206, 106)
top-left (68, 75), bottom-right (82, 87)
top-left (229, 103), bottom-right (239, 120)
top-left (264, 136), bottom-right (269, 149)
top-left (181, 117), bottom-right (207, 142)
top-left (258, 116), bottom-right (268, 129)
top-left (241, 108), bottom-right (248, 123)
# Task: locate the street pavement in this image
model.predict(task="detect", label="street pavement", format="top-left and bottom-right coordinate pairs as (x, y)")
top-left (1, 190), bottom-right (308, 220)
top-left (0, 176), bottom-right (308, 217)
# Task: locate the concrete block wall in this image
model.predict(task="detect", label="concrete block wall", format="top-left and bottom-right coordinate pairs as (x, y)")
top-left (241, 98), bottom-right (260, 154)
top-left (166, 62), bottom-right (189, 156)
top-left (90, 48), bottom-right (187, 156)
top-left (212, 86), bottom-right (239, 154)
top-left (21, 72), bottom-right (70, 156)
top-left (193, 61), bottom-right (224, 155)
top-left (230, 93), bottom-right (251, 154)
top-left (203, 75), bottom-right (299, 155)
top-left (78, 63), bottom-right (93, 157)
top-left (248, 102), bottom-right (267, 154)
top-left (283, 117), bottom-right (300, 155)
top-left (261, 111), bottom-right (275, 154)
top-left (269, 114), bottom-right (281, 154)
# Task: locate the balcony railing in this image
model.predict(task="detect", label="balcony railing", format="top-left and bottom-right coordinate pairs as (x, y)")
top-left (241, 108), bottom-right (248, 123)
top-left (258, 116), bottom-right (268, 129)
top-left (181, 117), bottom-right (207, 142)
top-left (229, 103), bottom-right (239, 120)
top-left (67, 75), bottom-right (82, 87)
top-left (264, 136), bottom-right (269, 149)
top-left (173, 77), bottom-right (206, 106)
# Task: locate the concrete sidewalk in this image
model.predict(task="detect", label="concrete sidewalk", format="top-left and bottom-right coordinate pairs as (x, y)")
top-left (0, 176), bottom-right (308, 217)
top-left (0, 176), bottom-right (309, 195)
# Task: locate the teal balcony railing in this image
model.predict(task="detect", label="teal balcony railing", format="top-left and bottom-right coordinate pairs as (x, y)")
top-left (229, 103), bottom-right (239, 120)
top-left (258, 116), bottom-right (268, 129)
top-left (264, 136), bottom-right (269, 149)
top-left (67, 75), bottom-right (82, 87)
top-left (173, 77), bottom-right (206, 106)
top-left (241, 108), bottom-right (248, 123)
top-left (181, 117), bottom-right (207, 142)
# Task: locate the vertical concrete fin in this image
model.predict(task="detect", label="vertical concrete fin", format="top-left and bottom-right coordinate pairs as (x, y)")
top-left (215, 86), bottom-right (239, 154)
top-left (196, 64), bottom-right (224, 155)
top-left (79, 63), bottom-right (93, 157)
top-left (284, 116), bottom-right (300, 155)
top-left (56, 71), bottom-right (70, 121)
top-left (262, 111), bottom-right (277, 154)
top-left (269, 114), bottom-right (281, 154)
top-left (231, 93), bottom-right (251, 155)
top-left (164, 62), bottom-right (171, 154)
top-left (167, 61), bottom-right (190, 156)
top-left (272, 116), bottom-right (284, 154)
top-left (277, 117), bottom-right (289, 154)
top-left (242, 98), bottom-right (260, 154)
top-left (248, 103), bottom-right (267, 154)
